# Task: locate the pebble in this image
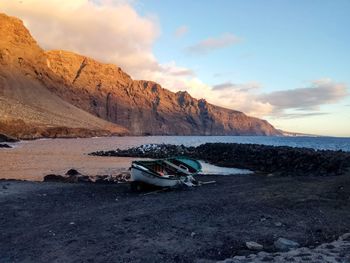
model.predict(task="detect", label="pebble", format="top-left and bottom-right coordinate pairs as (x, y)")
top-left (274, 238), bottom-right (300, 251)
top-left (217, 233), bottom-right (350, 263)
top-left (246, 241), bottom-right (263, 251)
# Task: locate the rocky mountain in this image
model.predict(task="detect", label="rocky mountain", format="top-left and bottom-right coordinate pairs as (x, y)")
top-left (45, 51), bottom-right (280, 136)
top-left (0, 13), bottom-right (281, 138)
top-left (0, 13), bottom-right (127, 139)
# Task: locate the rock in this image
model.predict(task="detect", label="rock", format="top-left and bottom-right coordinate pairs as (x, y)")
top-left (246, 241), bottom-right (263, 251)
top-left (232, 255), bottom-right (246, 260)
top-left (43, 174), bottom-right (67, 182)
top-left (0, 14), bottom-right (127, 140)
top-left (91, 143), bottom-right (350, 177)
top-left (66, 169), bottom-right (80, 176)
top-left (339, 233), bottom-right (350, 241)
top-left (191, 232), bottom-right (196, 238)
top-left (274, 238), bottom-right (300, 251)
top-left (0, 133), bottom-right (18, 142)
top-left (218, 259), bottom-right (235, 263)
top-left (220, 233), bottom-right (350, 263)
top-left (274, 222), bottom-right (282, 227)
top-left (257, 251), bottom-right (268, 257)
top-left (77, 175), bottom-right (92, 183)
top-left (0, 143), bottom-right (11, 148)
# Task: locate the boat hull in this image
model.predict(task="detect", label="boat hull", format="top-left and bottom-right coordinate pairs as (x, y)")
top-left (131, 165), bottom-right (182, 188)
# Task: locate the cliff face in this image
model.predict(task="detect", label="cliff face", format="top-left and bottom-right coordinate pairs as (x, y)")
top-left (0, 12), bottom-right (281, 138)
top-left (0, 13), bottom-right (128, 139)
top-left (45, 50), bottom-right (280, 135)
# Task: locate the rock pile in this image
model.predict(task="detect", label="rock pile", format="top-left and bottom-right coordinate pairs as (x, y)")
top-left (43, 169), bottom-right (130, 184)
top-left (217, 233), bottom-right (350, 263)
top-left (274, 238), bottom-right (300, 251)
top-left (90, 143), bottom-right (350, 176)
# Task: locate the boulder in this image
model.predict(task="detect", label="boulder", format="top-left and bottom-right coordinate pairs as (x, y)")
top-left (43, 174), bottom-right (67, 182)
top-left (274, 238), bottom-right (300, 251)
top-left (65, 169), bottom-right (80, 176)
top-left (245, 241), bottom-right (263, 251)
top-left (77, 175), bottom-right (92, 183)
top-left (339, 233), bottom-right (350, 242)
top-left (0, 133), bottom-right (18, 143)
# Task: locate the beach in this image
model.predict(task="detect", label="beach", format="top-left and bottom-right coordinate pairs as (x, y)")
top-left (1, 137), bottom-right (350, 262)
top-left (1, 173), bottom-right (350, 262)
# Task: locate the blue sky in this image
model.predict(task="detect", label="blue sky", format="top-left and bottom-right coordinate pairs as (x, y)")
top-left (132, 0), bottom-right (350, 136)
top-left (138, 0), bottom-right (350, 88)
top-left (2, 0), bottom-right (349, 136)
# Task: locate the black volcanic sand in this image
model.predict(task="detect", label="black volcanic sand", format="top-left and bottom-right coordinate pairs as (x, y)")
top-left (1, 173), bottom-right (350, 262)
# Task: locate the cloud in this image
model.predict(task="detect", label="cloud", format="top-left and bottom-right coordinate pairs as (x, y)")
top-left (1, 0), bottom-right (161, 79)
top-left (194, 78), bottom-right (348, 119)
top-left (1, 0), bottom-right (200, 91)
top-left (275, 112), bottom-right (330, 119)
top-left (180, 79), bottom-right (273, 117)
top-left (175, 25), bottom-right (188, 38)
top-left (259, 79), bottom-right (348, 113)
top-left (212, 82), bottom-right (261, 92)
top-left (186, 33), bottom-right (241, 55)
top-left (158, 61), bottom-right (195, 77)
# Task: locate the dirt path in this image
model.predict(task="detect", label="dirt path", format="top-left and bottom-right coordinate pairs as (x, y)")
top-left (1, 174), bottom-right (350, 262)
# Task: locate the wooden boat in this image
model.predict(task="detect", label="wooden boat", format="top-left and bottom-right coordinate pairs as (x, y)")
top-left (130, 157), bottom-right (201, 188)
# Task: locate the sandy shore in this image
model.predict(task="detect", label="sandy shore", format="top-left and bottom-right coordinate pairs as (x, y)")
top-left (1, 173), bottom-right (350, 262)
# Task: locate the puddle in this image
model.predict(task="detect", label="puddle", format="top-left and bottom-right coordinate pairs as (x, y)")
top-left (199, 161), bottom-right (253, 175)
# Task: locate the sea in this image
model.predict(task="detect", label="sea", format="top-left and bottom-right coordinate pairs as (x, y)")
top-left (0, 136), bottom-right (349, 181)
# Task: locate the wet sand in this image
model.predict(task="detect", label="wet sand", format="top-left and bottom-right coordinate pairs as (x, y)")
top-left (1, 174), bottom-right (350, 262)
top-left (0, 138), bottom-right (140, 180)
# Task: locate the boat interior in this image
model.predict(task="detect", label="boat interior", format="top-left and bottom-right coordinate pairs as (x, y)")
top-left (133, 160), bottom-right (195, 177)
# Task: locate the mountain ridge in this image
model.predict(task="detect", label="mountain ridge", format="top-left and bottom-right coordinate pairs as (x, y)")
top-left (45, 49), bottom-right (281, 135)
top-left (0, 13), bottom-right (128, 139)
top-left (0, 12), bottom-right (282, 138)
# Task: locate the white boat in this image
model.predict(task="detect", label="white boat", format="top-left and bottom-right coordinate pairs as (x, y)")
top-left (130, 158), bottom-right (201, 189)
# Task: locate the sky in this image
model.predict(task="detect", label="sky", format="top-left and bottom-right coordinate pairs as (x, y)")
top-left (1, 0), bottom-right (350, 136)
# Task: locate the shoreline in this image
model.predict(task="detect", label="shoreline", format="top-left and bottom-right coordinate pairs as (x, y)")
top-left (91, 143), bottom-right (350, 177)
top-left (3, 134), bottom-right (350, 144)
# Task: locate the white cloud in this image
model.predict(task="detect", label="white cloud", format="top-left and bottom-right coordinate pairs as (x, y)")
top-left (0, 0), bottom-right (199, 91)
top-left (175, 25), bottom-right (188, 38)
top-left (212, 82), bottom-right (261, 92)
top-left (259, 79), bottom-right (348, 115)
top-left (186, 33), bottom-right (241, 55)
top-left (1, 0), bottom-right (160, 78)
top-left (180, 79), bottom-right (273, 117)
